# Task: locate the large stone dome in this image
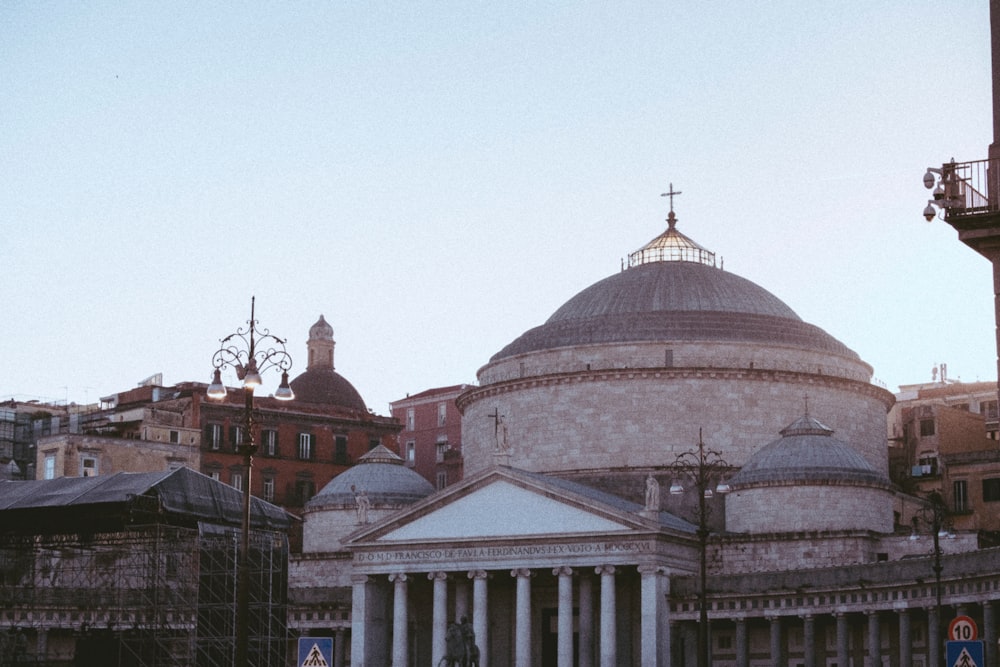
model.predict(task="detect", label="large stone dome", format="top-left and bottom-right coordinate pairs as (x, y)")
top-left (492, 261), bottom-right (858, 361)
top-left (458, 211), bottom-right (893, 480)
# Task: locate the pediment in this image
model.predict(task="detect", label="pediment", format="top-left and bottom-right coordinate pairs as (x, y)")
top-left (373, 476), bottom-right (636, 543)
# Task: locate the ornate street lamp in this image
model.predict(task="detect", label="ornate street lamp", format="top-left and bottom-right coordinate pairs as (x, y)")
top-left (668, 430), bottom-right (731, 667)
top-left (207, 296), bottom-right (293, 666)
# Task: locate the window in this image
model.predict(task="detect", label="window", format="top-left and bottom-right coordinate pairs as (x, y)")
top-left (436, 471), bottom-right (448, 490)
top-left (80, 457), bottom-right (98, 477)
top-left (43, 454), bottom-right (56, 480)
top-left (406, 441), bottom-right (415, 465)
top-left (230, 425), bottom-right (245, 451)
top-left (983, 477), bottom-right (1000, 502)
top-left (953, 480), bottom-right (969, 512)
top-left (919, 419), bottom-right (936, 437)
top-left (436, 441), bottom-right (449, 463)
top-left (981, 400), bottom-right (999, 420)
top-left (437, 402), bottom-right (447, 427)
top-left (231, 472), bottom-right (243, 491)
top-left (169, 430), bottom-right (179, 444)
top-left (205, 424), bottom-right (223, 450)
top-left (406, 408), bottom-right (415, 431)
top-left (262, 477), bottom-right (275, 502)
top-left (295, 480), bottom-right (316, 505)
top-left (369, 438), bottom-right (380, 450)
top-left (298, 433), bottom-right (315, 460)
top-left (262, 429), bottom-right (278, 456)
top-left (334, 436), bottom-right (348, 464)
top-left (208, 471), bottom-right (221, 482)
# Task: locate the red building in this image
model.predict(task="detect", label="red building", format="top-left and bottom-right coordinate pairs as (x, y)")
top-left (198, 314), bottom-right (401, 514)
top-left (389, 384), bottom-right (468, 489)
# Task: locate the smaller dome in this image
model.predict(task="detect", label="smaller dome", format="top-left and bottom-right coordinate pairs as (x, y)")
top-left (728, 414), bottom-right (890, 489)
top-left (289, 369), bottom-right (367, 411)
top-left (309, 314), bottom-right (334, 341)
top-left (307, 445), bottom-right (435, 510)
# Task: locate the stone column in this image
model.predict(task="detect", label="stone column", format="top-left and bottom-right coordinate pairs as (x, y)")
top-left (350, 574), bottom-right (370, 667)
top-left (553, 567), bottom-right (574, 667)
top-left (470, 569), bottom-right (489, 667)
top-left (734, 617), bottom-right (748, 667)
top-left (898, 608), bottom-right (911, 667)
top-left (333, 628), bottom-right (346, 667)
top-left (802, 614), bottom-right (815, 667)
top-left (638, 564), bottom-right (669, 667)
top-left (595, 565), bottom-right (617, 667)
top-left (512, 568), bottom-right (532, 667)
top-left (389, 573), bottom-right (408, 667)
top-left (835, 612), bottom-right (849, 667)
top-left (984, 601), bottom-right (997, 667)
top-left (769, 616), bottom-right (784, 666)
top-left (578, 573), bottom-right (594, 667)
top-left (928, 606), bottom-right (941, 667)
top-left (429, 571), bottom-right (448, 667)
top-left (867, 611), bottom-right (880, 666)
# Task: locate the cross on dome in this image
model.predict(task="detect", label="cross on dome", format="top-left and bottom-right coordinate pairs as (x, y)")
top-left (660, 183), bottom-right (682, 229)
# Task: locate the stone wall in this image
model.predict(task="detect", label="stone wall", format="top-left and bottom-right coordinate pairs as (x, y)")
top-left (726, 484), bottom-right (894, 534)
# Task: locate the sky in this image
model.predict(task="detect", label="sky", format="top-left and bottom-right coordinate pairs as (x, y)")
top-left (0, 2), bottom-right (996, 414)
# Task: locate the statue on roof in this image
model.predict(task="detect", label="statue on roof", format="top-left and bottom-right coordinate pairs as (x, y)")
top-left (352, 485), bottom-right (371, 524)
top-left (645, 473), bottom-right (660, 512)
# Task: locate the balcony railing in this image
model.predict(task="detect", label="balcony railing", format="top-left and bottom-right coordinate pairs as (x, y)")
top-left (937, 158), bottom-right (1000, 219)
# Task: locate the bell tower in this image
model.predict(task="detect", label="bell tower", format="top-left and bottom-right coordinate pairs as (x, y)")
top-left (307, 315), bottom-right (335, 371)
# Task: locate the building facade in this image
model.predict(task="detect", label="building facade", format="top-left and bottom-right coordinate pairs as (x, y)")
top-left (301, 211), bottom-right (1000, 667)
top-left (390, 384), bottom-right (468, 489)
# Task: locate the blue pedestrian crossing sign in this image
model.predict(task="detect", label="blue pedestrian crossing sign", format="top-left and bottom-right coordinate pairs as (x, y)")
top-left (298, 636), bottom-right (334, 667)
top-left (946, 640), bottom-right (984, 667)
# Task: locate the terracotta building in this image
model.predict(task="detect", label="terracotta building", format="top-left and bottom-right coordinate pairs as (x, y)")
top-left (389, 384), bottom-right (468, 489)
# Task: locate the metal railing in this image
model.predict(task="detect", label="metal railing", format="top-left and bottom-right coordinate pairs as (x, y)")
top-left (936, 158), bottom-right (1000, 219)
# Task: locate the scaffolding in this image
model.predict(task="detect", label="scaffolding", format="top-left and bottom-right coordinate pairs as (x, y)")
top-left (0, 470), bottom-right (290, 667)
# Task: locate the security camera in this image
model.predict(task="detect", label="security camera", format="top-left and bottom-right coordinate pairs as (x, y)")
top-left (923, 204), bottom-right (937, 222)
top-left (923, 171), bottom-right (936, 189)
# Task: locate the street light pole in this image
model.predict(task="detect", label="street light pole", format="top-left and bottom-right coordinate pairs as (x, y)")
top-left (910, 491), bottom-right (949, 667)
top-left (669, 429), bottom-right (731, 667)
top-left (207, 297), bottom-right (294, 666)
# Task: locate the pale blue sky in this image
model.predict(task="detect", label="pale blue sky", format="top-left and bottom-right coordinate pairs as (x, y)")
top-left (0, 2), bottom-right (994, 412)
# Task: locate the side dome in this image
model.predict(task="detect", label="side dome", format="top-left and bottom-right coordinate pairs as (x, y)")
top-left (727, 414), bottom-right (890, 489)
top-left (725, 413), bottom-right (894, 534)
top-left (307, 445), bottom-right (435, 510)
top-left (289, 369), bottom-right (368, 411)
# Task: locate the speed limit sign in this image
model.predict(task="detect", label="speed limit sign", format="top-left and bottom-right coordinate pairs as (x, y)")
top-left (948, 615), bottom-right (978, 641)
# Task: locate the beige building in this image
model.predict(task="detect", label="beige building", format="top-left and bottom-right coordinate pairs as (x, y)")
top-left (292, 211), bottom-right (1000, 667)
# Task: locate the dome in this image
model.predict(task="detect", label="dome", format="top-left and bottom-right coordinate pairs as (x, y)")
top-left (492, 261), bottom-right (858, 361)
top-left (289, 369), bottom-right (367, 411)
top-left (307, 445), bottom-right (435, 509)
top-left (728, 414), bottom-right (890, 489)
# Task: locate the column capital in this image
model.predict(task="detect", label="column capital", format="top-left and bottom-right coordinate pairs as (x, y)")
top-left (388, 572), bottom-right (408, 583)
top-left (351, 574), bottom-right (370, 585)
top-left (637, 564), bottom-right (667, 576)
top-left (468, 569), bottom-right (488, 580)
top-left (511, 567), bottom-right (532, 578)
top-left (552, 566), bottom-right (573, 577)
top-left (595, 564), bottom-right (616, 576)
top-left (428, 571), bottom-right (448, 582)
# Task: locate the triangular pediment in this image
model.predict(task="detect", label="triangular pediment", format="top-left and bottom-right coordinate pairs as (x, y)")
top-left (378, 479), bottom-right (634, 541)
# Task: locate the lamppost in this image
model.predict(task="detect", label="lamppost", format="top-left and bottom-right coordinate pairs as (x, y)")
top-left (668, 429), bottom-right (731, 667)
top-left (909, 490), bottom-right (951, 666)
top-left (206, 296), bottom-right (294, 666)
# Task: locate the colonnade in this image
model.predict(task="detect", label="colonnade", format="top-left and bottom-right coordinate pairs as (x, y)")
top-left (350, 563), bottom-right (671, 667)
top-left (670, 601), bottom-right (998, 667)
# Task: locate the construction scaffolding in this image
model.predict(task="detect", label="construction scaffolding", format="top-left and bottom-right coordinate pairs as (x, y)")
top-left (0, 469), bottom-right (290, 667)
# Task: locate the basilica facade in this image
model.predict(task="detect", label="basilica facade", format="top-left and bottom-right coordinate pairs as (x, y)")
top-left (291, 208), bottom-right (1000, 667)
